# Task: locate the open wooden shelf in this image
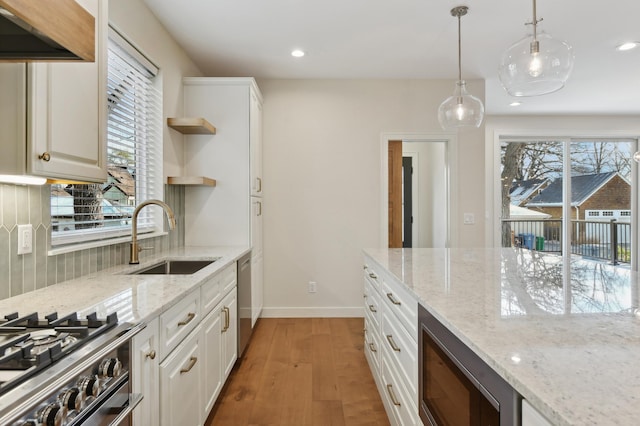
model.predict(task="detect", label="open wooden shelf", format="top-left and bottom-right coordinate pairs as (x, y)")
top-left (167, 117), bottom-right (216, 135)
top-left (167, 176), bottom-right (217, 187)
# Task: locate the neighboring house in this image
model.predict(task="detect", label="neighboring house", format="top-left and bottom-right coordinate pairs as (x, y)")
top-left (103, 166), bottom-right (135, 207)
top-left (509, 178), bottom-right (548, 207)
top-left (525, 172), bottom-right (631, 221)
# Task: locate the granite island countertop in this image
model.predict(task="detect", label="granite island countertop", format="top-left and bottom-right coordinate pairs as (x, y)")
top-left (0, 246), bottom-right (250, 324)
top-left (363, 247), bottom-right (640, 426)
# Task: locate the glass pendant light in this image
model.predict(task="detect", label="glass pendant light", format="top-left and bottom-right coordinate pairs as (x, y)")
top-left (498, 0), bottom-right (574, 97)
top-left (438, 6), bottom-right (484, 130)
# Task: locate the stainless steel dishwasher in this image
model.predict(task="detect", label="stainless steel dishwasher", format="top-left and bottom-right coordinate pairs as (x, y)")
top-left (237, 251), bottom-right (252, 357)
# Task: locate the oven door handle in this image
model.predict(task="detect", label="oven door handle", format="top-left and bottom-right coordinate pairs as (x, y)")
top-left (108, 393), bottom-right (143, 426)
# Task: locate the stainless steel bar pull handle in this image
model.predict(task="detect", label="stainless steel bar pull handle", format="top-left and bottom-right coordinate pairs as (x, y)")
top-left (180, 356), bottom-right (198, 374)
top-left (178, 312), bottom-right (196, 326)
top-left (222, 307), bottom-right (230, 332)
top-left (386, 384), bottom-right (401, 406)
top-left (368, 342), bottom-right (377, 353)
top-left (368, 304), bottom-right (377, 313)
top-left (369, 272), bottom-right (377, 279)
top-left (386, 335), bottom-right (401, 352)
top-left (386, 293), bottom-right (401, 306)
top-left (256, 177), bottom-right (262, 192)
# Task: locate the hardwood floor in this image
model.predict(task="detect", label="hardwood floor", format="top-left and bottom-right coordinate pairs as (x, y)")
top-left (205, 318), bottom-right (390, 426)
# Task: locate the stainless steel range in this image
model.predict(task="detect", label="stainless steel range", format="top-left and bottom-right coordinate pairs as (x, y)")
top-left (0, 311), bottom-right (143, 426)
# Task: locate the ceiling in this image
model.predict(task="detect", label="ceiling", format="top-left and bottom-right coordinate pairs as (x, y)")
top-left (143, 0), bottom-right (640, 115)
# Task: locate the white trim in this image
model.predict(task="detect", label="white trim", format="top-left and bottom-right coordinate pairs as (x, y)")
top-left (260, 307), bottom-right (364, 318)
top-left (380, 133), bottom-right (457, 248)
top-left (48, 231), bottom-right (167, 256)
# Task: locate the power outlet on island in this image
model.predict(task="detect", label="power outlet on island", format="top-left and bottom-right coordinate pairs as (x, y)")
top-left (308, 281), bottom-right (317, 293)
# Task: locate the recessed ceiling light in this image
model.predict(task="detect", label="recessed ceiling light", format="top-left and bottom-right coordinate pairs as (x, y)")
top-left (510, 101), bottom-right (522, 107)
top-left (616, 42), bottom-right (639, 51)
top-left (291, 49), bottom-right (305, 58)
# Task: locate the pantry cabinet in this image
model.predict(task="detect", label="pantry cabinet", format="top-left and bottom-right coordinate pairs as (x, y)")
top-left (183, 77), bottom-right (264, 324)
top-left (0, 0), bottom-right (107, 183)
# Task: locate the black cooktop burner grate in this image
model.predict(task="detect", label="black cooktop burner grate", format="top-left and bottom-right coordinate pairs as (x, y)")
top-left (0, 311), bottom-right (118, 396)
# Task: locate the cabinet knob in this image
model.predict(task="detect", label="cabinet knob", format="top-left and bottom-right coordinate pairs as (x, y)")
top-left (39, 152), bottom-right (51, 162)
top-left (145, 350), bottom-right (156, 360)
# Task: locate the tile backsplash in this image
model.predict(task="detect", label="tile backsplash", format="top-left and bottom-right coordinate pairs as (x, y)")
top-left (0, 183), bottom-right (185, 300)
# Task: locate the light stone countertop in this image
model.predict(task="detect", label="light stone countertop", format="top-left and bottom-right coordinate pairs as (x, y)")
top-left (363, 247), bottom-right (640, 426)
top-left (0, 246), bottom-right (250, 325)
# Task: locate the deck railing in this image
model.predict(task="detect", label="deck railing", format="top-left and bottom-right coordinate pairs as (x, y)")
top-left (502, 218), bottom-right (631, 264)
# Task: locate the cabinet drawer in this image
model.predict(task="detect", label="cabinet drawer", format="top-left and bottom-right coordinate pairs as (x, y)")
top-left (220, 263), bottom-right (237, 295)
top-left (382, 276), bottom-right (418, 340)
top-left (382, 310), bottom-right (418, 399)
top-left (381, 348), bottom-right (421, 426)
top-left (364, 280), bottom-right (382, 331)
top-left (159, 289), bottom-right (200, 360)
top-left (364, 316), bottom-right (380, 377)
top-left (201, 275), bottom-right (221, 317)
top-left (364, 260), bottom-right (382, 291)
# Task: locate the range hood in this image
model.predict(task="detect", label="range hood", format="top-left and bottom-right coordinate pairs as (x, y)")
top-left (0, 0), bottom-right (94, 61)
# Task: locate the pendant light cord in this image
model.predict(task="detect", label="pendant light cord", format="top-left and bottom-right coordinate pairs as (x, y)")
top-left (532, 0), bottom-right (538, 41)
top-left (457, 12), bottom-right (462, 82)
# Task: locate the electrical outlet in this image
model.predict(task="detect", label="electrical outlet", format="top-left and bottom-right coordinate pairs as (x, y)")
top-left (17, 224), bottom-right (33, 255)
top-left (463, 213), bottom-right (475, 225)
top-left (308, 281), bottom-right (317, 293)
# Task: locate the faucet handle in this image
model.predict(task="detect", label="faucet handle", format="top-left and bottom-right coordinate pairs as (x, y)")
top-left (138, 246), bottom-right (153, 252)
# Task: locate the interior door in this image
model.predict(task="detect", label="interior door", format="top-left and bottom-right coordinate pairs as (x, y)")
top-left (389, 140), bottom-right (402, 248)
top-left (403, 156), bottom-right (413, 247)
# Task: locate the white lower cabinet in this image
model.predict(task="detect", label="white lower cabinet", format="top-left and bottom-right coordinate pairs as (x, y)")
top-left (221, 288), bottom-right (238, 379)
top-left (132, 317), bottom-right (159, 426)
top-left (160, 323), bottom-right (203, 426)
top-left (201, 304), bottom-right (223, 419)
top-left (133, 262), bottom-right (239, 426)
top-left (364, 255), bottom-right (422, 426)
top-left (522, 399), bottom-right (553, 426)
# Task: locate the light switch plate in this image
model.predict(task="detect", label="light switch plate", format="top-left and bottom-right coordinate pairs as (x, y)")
top-left (17, 224), bottom-right (33, 255)
top-left (463, 213), bottom-right (475, 225)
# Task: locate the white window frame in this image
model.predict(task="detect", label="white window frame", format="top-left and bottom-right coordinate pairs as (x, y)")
top-left (49, 27), bottom-right (163, 252)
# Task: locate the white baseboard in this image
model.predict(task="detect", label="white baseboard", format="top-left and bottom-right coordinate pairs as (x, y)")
top-left (260, 306), bottom-right (364, 318)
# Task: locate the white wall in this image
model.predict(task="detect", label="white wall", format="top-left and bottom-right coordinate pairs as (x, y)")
top-left (109, 0), bottom-right (203, 179)
top-left (259, 79), bottom-right (486, 317)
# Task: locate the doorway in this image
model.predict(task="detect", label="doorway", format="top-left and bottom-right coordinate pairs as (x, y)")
top-left (383, 135), bottom-right (454, 248)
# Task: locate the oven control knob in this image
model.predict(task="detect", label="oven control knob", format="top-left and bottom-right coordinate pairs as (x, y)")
top-left (99, 357), bottom-right (122, 378)
top-left (77, 375), bottom-right (101, 398)
top-left (35, 403), bottom-right (62, 426)
top-left (59, 387), bottom-right (82, 411)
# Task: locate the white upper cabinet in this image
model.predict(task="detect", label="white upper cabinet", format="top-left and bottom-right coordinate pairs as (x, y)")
top-left (250, 90), bottom-right (263, 197)
top-left (28, 0), bottom-right (107, 182)
top-left (0, 0), bottom-right (107, 183)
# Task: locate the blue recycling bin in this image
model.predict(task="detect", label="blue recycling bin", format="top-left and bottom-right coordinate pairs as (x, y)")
top-left (519, 233), bottom-right (535, 250)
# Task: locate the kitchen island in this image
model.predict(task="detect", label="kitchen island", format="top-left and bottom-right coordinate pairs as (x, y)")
top-left (364, 247), bottom-right (640, 426)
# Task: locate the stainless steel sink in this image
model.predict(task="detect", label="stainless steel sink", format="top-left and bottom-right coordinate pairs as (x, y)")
top-left (129, 259), bottom-right (218, 275)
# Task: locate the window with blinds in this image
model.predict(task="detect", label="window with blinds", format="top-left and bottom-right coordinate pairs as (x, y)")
top-left (51, 29), bottom-right (162, 246)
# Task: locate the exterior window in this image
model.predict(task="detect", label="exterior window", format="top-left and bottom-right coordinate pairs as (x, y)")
top-left (500, 138), bottom-right (635, 264)
top-left (51, 29), bottom-right (161, 246)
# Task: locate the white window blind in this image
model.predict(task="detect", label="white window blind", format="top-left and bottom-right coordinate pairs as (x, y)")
top-left (51, 31), bottom-right (162, 246)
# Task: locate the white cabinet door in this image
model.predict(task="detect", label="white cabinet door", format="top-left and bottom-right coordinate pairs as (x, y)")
top-left (132, 318), bottom-right (159, 426)
top-left (27, 0), bottom-right (107, 183)
top-left (159, 324), bottom-right (203, 426)
top-left (201, 305), bottom-right (223, 419)
top-left (221, 288), bottom-right (238, 379)
top-left (250, 88), bottom-right (263, 197)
